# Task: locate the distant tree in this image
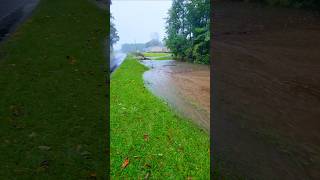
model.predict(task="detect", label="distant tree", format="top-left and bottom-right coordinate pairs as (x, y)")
top-left (145, 39), bottom-right (162, 48)
top-left (121, 43), bottom-right (146, 53)
top-left (110, 15), bottom-right (119, 49)
top-left (110, 0), bottom-right (119, 50)
top-left (165, 0), bottom-right (210, 64)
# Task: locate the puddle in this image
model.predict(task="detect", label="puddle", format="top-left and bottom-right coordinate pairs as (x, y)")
top-left (140, 60), bottom-right (210, 132)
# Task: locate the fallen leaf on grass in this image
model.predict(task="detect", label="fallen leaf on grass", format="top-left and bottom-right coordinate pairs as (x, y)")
top-left (66, 55), bottom-right (76, 65)
top-left (143, 134), bottom-right (149, 141)
top-left (144, 172), bottom-right (151, 179)
top-left (10, 105), bottom-right (24, 117)
top-left (36, 160), bottom-right (49, 172)
top-left (81, 151), bottom-right (91, 159)
top-left (144, 163), bottom-right (151, 168)
top-left (121, 158), bottom-right (129, 169)
top-left (89, 172), bottom-right (97, 179)
top-left (40, 160), bottom-right (49, 168)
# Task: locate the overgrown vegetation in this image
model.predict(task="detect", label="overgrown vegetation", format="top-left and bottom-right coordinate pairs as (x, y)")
top-left (110, 15), bottom-right (119, 50)
top-left (120, 39), bottom-right (166, 53)
top-left (0, 0), bottom-right (107, 178)
top-left (165, 0), bottom-right (210, 64)
top-left (110, 55), bottom-right (209, 178)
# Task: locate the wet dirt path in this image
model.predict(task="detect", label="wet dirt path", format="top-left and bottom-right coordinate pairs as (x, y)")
top-left (140, 60), bottom-right (210, 132)
top-left (213, 1), bottom-right (320, 179)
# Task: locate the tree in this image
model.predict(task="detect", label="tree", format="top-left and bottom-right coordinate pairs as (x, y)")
top-left (110, 0), bottom-right (119, 50)
top-left (165, 0), bottom-right (210, 64)
top-left (110, 15), bottom-right (119, 49)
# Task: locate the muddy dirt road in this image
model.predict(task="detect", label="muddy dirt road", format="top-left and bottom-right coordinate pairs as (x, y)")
top-left (212, 1), bottom-right (320, 179)
top-left (141, 60), bottom-right (210, 132)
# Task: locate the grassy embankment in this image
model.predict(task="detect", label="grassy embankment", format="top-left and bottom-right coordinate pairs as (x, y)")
top-left (110, 55), bottom-right (210, 178)
top-left (143, 52), bottom-right (173, 60)
top-left (0, 0), bottom-right (107, 178)
top-left (142, 52), bottom-right (172, 57)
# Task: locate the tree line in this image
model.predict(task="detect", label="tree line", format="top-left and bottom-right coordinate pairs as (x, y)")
top-left (165, 0), bottom-right (210, 64)
top-left (110, 0), bottom-right (119, 51)
top-left (110, 15), bottom-right (119, 51)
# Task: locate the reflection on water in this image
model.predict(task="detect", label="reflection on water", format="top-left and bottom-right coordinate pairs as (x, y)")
top-left (140, 60), bottom-right (210, 132)
top-left (110, 52), bottom-right (126, 72)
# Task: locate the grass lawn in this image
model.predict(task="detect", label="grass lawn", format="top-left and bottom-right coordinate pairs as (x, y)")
top-left (143, 52), bottom-right (172, 57)
top-left (110, 55), bottom-right (210, 178)
top-left (0, 0), bottom-right (107, 178)
top-left (152, 56), bottom-right (174, 60)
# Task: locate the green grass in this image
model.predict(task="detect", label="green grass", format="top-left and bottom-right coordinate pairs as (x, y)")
top-left (152, 56), bottom-right (174, 60)
top-left (143, 52), bottom-right (172, 57)
top-left (0, 0), bottom-right (107, 179)
top-left (110, 55), bottom-right (210, 178)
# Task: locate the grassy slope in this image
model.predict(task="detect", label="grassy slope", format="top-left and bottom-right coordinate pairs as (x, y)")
top-left (152, 56), bottom-right (174, 60)
top-left (110, 55), bottom-right (209, 178)
top-left (143, 52), bottom-right (172, 57)
top-left (0, 0), bottom-right (107, 179)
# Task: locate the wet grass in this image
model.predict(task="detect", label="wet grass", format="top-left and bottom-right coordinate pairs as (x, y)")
top-left (143, 52), bottom-right (172, 57)
top-left (110, 55), bottom-right (210, 178)
top-left (0, 0), bottom-right (107, 179)
top-left (152, 56), bottom-right (174, 60)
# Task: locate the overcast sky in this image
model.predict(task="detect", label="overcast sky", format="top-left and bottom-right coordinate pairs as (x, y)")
top-left (111, 0), bottom-right (172, 50)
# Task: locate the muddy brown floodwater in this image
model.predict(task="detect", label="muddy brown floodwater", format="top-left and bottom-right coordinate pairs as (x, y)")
top-left (213, 1), bottom-right (320, 179)
top-left (140, 60), bottom-right (210, 132)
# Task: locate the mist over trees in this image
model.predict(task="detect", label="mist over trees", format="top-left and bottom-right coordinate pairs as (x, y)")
top-left (110, 0), bottom-right (119, 50)
top-left (110, 15), bottom-right (119, 50)
top-left (120, 39), bottom-right (163, 53)
top-left (165, 0), bottom-right (210, 64)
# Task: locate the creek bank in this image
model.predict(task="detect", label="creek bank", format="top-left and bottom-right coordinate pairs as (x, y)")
top-left (140, 60), bottom-right (210, 132)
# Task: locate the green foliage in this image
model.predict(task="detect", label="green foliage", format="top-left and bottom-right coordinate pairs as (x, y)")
top-left (110, 56), bottom-right (210, 178)
top-left (110, 15), bottom-right (119, 49)
top-left (152, 56), bottom-right (174, 60)
top-left (110, 0), bottom-right (119, 50)
top-left (145, 39), bottom-right (162, 48)
top-left (165, 0), bottom-right (210, 64)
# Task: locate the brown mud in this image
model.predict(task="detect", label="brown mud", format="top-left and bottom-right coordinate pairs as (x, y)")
top-left (141, 60), bottom-right (210, 132)
top-left (213, 1), bottom-right (320, 179)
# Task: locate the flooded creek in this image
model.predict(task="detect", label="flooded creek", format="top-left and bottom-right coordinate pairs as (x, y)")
top-left (140, 60), bottom-right (210, 132)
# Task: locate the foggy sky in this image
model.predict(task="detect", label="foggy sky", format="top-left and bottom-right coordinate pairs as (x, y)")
top-left (111, 0), bottom-right (172, 50)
